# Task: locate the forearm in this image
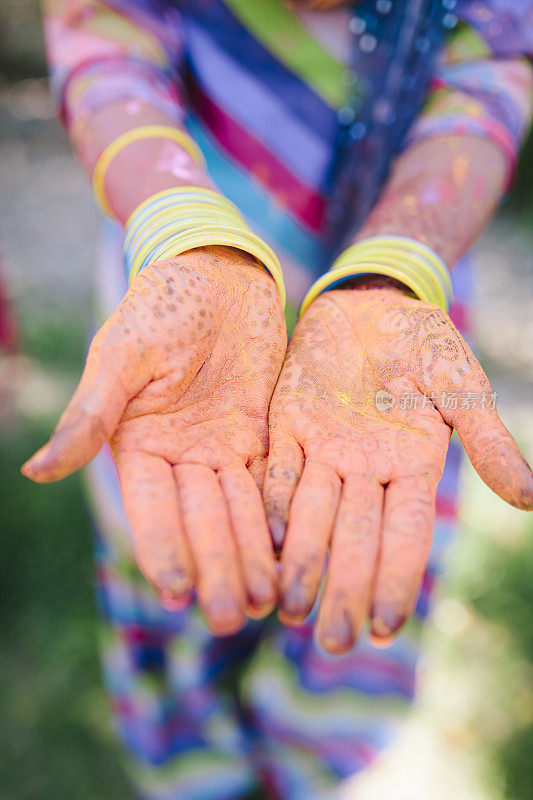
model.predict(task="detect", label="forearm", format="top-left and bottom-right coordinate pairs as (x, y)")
top-left (42, 0), bottom-right (207, 224)
top-left (354, 134), bottom-right (507, 269)
top-left (67, 98), bottom-right (284, 300)
top-left (70, 99), bottom-right (213, 225)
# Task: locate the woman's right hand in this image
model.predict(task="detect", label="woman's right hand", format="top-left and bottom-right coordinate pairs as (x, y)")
top-left (22, 246), bottom-right (287, 635)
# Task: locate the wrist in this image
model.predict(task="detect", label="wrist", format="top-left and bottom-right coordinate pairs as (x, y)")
top-left (136, 246), bottom-right (279, 314)
top-left (158, 245), bottom-right (275, 282)
top-left (299, 235), bottom-right (452, 318)
top-left (335, 274), bottom-right (414, 297)
top-left (123, 187), bottom-right (286, 304)
top-left (104, 138), bottom-right (213, 224)
top-left (91, 126), bottom-right (209, 221)
top-left (74, 102), bottom-right (212, 220)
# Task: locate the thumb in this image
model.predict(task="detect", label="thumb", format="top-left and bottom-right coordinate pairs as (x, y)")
top-left (441, 398), bottom-right (533, 511)
top-left (21, 322), bottom-right (151, 482)
top-left (415, 312), bottom-right (533, 511)
top-left (435, 380), bottom-right (533, 511)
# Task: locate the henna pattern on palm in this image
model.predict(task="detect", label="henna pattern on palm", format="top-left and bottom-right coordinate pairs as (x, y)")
top-left (23, 246), bottom-right (286, 635)
top-left (264, 287), bottom-right (533, 654)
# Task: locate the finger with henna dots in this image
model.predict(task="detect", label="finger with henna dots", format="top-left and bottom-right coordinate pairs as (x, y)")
top-left (219, 464), bottom-right (278, 617)
top-left (437, 393), bottom-right (533, 511)
top-left (115, 450), bottom-right (195, 600)
top-left (174, 463), bottom-right (248, 635)
top-left (263, 436), bottom-right (304, 552)
top-left (280, 461), bottom-right (341, 625)
top-left (415, 315), bottom-right (533, 510)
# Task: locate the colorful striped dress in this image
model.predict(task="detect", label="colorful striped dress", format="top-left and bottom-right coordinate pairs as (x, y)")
top-left (43, 1), bottom-right (533, 798)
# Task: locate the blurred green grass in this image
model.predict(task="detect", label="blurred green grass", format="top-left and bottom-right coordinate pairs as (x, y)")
top-left (445, 491), bottom-right (533, 800)
top-left (0, 316), bottom-right (133, 800)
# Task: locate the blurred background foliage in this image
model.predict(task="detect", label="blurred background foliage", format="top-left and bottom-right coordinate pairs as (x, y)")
top-left (1, 2), bottom-right (532, 800)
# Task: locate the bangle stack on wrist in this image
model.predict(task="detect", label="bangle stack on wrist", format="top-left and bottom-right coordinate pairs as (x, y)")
top-left (299, 235), bottom-right (452, 317)
top-left (123, 187), bottom-right (286, 305)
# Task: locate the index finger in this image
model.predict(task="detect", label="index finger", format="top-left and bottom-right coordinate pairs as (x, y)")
top-left (279, 460), bottom-right (341, 625)
top-left (263, 436), bottom-right (304, 551)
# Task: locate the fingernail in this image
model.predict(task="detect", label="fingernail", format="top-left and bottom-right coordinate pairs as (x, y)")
top-left (370, 603), bottom-right (406, 640)
top-left (207, 596), bottom-right (244, 634)
top-left (250, 582), bottom-right (277, 613)
top-left (247, 600), bottom-right (276, 620)
top-left (269, 516), bottom-right (287, 553)
top-left (281, 582), bottom-right (310, 622)
top-left (318, 611), bottom-right (354, 654)
top-left (160, 591), bottom-right (191, 612)
top-left (20, 461), bottom-right (34, 478)
top-left (21, 440), bottom-right (53, 475)
top-left (518, 468), bottom-right (533, 510)
top-left (21, 451), bottom-right (45, 476)
top-left (368, 632), bottom-right (395, 649)
top-left (158, 567), bottom-right (191, 598)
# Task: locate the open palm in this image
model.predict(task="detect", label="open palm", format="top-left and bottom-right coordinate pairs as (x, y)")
top-left (264, 286), bottom-right (533, 653)
top-left (23, 246), bottom-right (286, 634)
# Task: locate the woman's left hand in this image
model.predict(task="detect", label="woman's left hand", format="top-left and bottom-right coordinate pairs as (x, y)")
top-left (264, 285), bottom-right (533, 654)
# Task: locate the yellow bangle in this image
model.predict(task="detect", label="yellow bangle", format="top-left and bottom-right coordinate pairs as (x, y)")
top-left (130, 208), bottom-right (244, 274)
top-left (337, 252), bottom-right (448, 310)
top-left (342, 236), bottom-right (452, 298)
top-left (299, 235), bottom-right (452, 317)
top-left (92, 126), bottom-right (206, 217)
top-left (131, 224), bottom-right (286, 308)
top-left (124, 186), bottom-right (236, 233)
top-left (123, 188), bottom-right (286, 306)
top-left (299, 262), bottom-right (435, 317)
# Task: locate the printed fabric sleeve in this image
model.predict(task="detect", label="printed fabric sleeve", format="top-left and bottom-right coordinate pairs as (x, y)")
top-left (405, 0), bottom-right (533, 187)
top-left (41, 0), bottom-right (187, 134)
